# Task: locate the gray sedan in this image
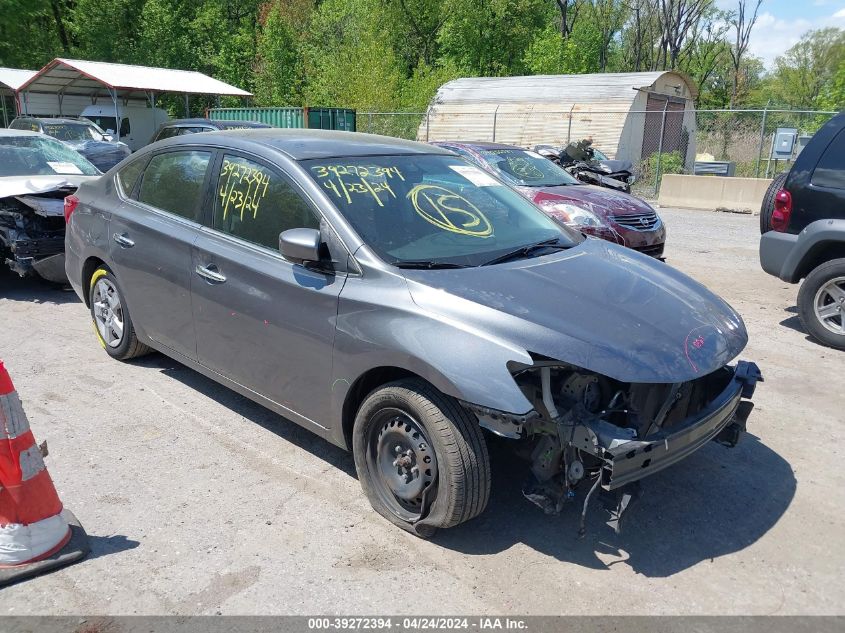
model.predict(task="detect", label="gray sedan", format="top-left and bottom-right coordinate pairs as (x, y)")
top-left (65, 129), bottom-right (761, 536)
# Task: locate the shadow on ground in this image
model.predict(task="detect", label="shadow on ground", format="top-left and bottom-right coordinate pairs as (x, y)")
top-left (134, 354), bottom-right (356, 478)
top-left (135, 353), bottom-right (794, 578)
top-left (434, 431), bottom-right (795, 577)
top-left (85, 534), bottom-right (141, 562)
top-left (0, 266), bottom-right (80, 305)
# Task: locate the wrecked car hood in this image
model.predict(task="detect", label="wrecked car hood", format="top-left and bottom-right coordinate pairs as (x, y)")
top-left (532, 184), bottom-right (655, 215)
top-left (0, 175), bottom-right (99, 199)
top-left (402, 238), bottom-right (747, 384)
top-left (598, 159), bottom-right (633, 173)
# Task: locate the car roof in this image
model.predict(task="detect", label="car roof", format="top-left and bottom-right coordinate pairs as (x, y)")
top-left (433, 141), bottom-right (524, 151)
top-left (159, 128), bottom-right (454, 160)
top-left (14, 117), bottom-right (89, 125)
top-left (162, 118), bottom-right (271, 129)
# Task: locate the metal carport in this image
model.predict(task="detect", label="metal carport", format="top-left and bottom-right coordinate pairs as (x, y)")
top-left (0, 68), bottom-right (36, 127)
top-left (17, 58), bottom-right (252, 141)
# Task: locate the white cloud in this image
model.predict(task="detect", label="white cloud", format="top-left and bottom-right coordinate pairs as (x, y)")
top-left (747, 8), bottom-right (845, 70)
top-left (747, 12), bottom-right (813, 69)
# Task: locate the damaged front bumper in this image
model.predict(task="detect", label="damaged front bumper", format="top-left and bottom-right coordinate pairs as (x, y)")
top-left (1, 191), bottom-right (71, 283)
top-left (599, 361), bottom-right (762, 490)
top-left (464, 359), bottom-right (763, 532)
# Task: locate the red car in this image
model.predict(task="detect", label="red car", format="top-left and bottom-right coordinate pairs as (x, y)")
top-left (432, 141), bottom-right (666, 258)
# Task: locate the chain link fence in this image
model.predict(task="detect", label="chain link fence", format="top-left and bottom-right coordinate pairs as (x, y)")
top-left (357, 108), bottom-right (838, 198)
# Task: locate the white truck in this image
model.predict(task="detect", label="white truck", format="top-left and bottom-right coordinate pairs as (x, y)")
top-left (80, 104), bottom-right (170, 152)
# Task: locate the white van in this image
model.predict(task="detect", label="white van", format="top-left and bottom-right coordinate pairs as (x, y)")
top-left (80, 104), bottom-right (170, 152)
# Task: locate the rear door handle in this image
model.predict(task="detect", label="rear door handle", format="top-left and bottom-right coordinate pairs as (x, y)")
top-left (113, 233), bottom-right (134, 248)
top-left (195, 264), bottom-right (226, 283)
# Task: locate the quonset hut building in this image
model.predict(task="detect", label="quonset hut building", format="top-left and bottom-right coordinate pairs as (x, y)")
top-left (421, 71), bottom-right (698, 167)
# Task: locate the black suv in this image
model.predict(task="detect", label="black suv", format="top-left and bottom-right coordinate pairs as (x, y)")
top-left (760, 111), bottom-right (845, 350)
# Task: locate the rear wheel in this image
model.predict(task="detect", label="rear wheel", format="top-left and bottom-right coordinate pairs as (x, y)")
top-left (352, 379), bottom-right (490, 537)
top-left (88, 266), bottom-right (150, 360)
top-left (797, 258), bottom-right (845, 351)
top-left (760, 172), bottom-right (788, 234)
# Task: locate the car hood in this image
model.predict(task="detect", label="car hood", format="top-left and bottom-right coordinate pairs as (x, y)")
top-left (599, 159), bottom-right (633, 173)
top-left (530, 185), bottom-right (655, 216)
top-left (401, 238), bottom-right (747, 384)
top-left (0, 175), bottom-right (99, 199)
top-left (64, 139), bottom-right (130, 155)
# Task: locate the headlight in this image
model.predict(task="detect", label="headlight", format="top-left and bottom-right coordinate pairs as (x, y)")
top-left (539, 201), bottom-right (606, 228)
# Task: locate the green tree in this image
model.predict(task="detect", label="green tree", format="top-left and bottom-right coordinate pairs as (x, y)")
top-left (0, 0), bottom-right (64, 68)
top-left (70, 0), bottom-right (146, 63)
top-left (254, 1), bottom-right (309, 106)
top-left (818, 63), bottom-right (845, 110)
top-left (769, 28), bottom-right (845, 109)
top-left (437, 0), bottom-right (549, 76)
top-left (523, 22), bottom-right (602, 74)
top-left (301, 0), bottom-right (404, 110)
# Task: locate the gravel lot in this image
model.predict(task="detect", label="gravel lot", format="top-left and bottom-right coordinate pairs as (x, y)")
top-left (0, 207), bottom-right (842, 615)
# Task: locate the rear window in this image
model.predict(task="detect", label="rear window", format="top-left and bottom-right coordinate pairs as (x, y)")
top-left (811, 128), bottom-right (845, 190)
top-left (137, 150), bottom-right (211, 220)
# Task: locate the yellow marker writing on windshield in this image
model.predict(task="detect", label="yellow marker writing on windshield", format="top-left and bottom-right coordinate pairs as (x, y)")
top-left (408, 184), bottom-right (493, 238)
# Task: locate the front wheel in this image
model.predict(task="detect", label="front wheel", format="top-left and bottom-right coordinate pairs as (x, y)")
top-left (797, 258), bottom-right (845, 351)
top-left (88, 266), bottom-right (151, 360)
top-left (352, 379), bottom-right (491, 537)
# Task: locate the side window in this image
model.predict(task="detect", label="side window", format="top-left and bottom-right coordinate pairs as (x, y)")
top-left (138, 150), bottom-right (211, 220)
top-left (214, 154), bottom-right (319, 250)
top-left (811, 129), bottom-right (845, 190)
top-left (119, 117), bottom-right (131, 137)
top-left (116, 157), bottom-right (146, 197)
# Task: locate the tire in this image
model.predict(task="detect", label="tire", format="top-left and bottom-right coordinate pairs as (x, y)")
top-left (760, 172), bottom-right (788, 234)
top-left (352, 379), bottom-right (491, 537)
top-left (797, 258), bottom-right (845, 351)
top-left (88, 265), bottom-right (151, 360)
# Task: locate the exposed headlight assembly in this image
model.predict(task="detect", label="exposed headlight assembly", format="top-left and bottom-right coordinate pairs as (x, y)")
top-left (539, 201), bottom-right (606, 228)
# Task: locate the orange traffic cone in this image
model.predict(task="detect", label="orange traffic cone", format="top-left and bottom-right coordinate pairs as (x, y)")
top-left (0, 360), bottom-right (89, 586)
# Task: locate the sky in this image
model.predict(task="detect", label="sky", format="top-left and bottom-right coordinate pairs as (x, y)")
top-left (716, 0), bottom-right (845, 70)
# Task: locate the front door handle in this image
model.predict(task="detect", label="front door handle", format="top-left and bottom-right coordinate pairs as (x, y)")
top-left (113, 233), bottom-right (134, 248)
top-left (195, 264), bottom-right (226, 283)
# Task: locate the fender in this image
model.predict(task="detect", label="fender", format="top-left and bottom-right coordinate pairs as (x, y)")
top-left (329, 276), bottom-right (536, 443)
top-left (761, 219), bottom-right (845, 282)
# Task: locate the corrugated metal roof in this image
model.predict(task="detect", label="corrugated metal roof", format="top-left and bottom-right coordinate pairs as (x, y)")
top-left (19, 58), bottom-right (251, 98)
top-left (0, 67), bottom-right (36, 92)
top-left (433, 72), bottom-right (694, 105)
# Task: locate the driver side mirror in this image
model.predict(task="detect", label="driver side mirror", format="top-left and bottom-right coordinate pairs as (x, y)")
top-left (280, 228), bottom-right (322, 265)
top-left (102, 133), bottom-right (114, 142)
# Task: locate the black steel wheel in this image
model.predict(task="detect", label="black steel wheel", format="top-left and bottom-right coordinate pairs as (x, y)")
top-left (367, 408), bottom-right (438, 522)
top-left (352, 379), bottom-right (491, 537)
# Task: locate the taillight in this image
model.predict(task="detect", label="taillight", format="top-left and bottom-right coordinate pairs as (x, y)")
top-left (770, 189), bottom-right (792, 232)
top-left (63, 195), bottom-right (79, 223)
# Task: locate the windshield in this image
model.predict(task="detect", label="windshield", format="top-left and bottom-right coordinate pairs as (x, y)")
top-left (0, 136), bottom-right (100, 177)
top-left (479, 149), bottom-right (580, 187)
top-left (42, 122), bottom-right (102, 142)
top-left (303, 154), bottom-right (581, 267)
top-left (592, 148), bottom-right (609, 160)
